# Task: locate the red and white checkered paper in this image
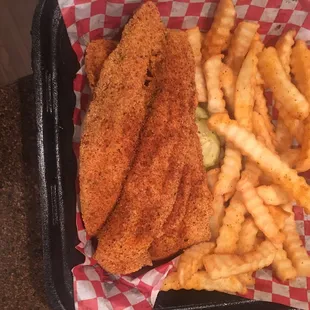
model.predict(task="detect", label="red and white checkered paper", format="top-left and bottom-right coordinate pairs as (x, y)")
top-left (58, 0), bottom-right (310, 309)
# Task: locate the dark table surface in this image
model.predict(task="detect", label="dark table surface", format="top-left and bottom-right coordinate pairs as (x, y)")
top-left (0, 76), bottom-right (49, 310)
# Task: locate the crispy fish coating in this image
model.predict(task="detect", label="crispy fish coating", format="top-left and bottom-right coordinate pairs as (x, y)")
top-left (94, 30), bottom-right (198, 274)
top-left (85, 39), bottom-right (117, 90)
top-left (80, 2), bottom-right (165, 236)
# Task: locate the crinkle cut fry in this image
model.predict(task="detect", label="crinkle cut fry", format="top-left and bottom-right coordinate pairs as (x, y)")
top-left (80, 2), bottom-right (166, 236)
top-left (204, 240), bottom-right (276, 279)
top-left (208, 113), bottom-right (310, 214)
top-left (237, 217), bottom-right (259, 255)
top-left (94, 30), bottom-right (198, 274)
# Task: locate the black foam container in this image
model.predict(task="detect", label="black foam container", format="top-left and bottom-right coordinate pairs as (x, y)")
top-left (32, 0), bottom-right (295, 309)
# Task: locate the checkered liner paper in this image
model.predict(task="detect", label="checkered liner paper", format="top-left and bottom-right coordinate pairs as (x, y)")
top-left (58, 0), bottom-right (310, 309)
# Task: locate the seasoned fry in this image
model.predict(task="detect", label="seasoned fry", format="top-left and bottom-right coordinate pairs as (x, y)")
top-left (226, 22), bottom-right (259, 75)
top-left (254, 85), bottom-right (276, 144)
top-left (214, 144), bottom-right (242, 200)
top-left (291, 40), bottom-right (310, 103)
top-left (234, 41), bottom-right (261, 131)
top-left (256, 184), bottom-right (290, 206)
top-left (240, 160), bottom-right (261, 187)
top-left (208, 113), bottom-right (310, 214)
top-left (272, 248), bottom-right (297, 282)
top-left (252, 111), bottom-right (275, 152)
top-left (237, 178), bottom-right (284, 246)
top-left (187, 27), bottom-right (207, 102)
top-left (209, 196), bottom-right (225, 240)
top-left (215, 194), bottom-right (246, 254)
top-left (280, 148), bottom-right (301, 168)
top-left (206, 168), bottom-right (220, 194)
top-left (282, 204), bottom-right (310, 277)
top-left (275, 118), bottom-right (292, 153)
top-left (237, 273), bottom-right (255, 286)
top-left (162, 271), bottom-right (247, 294)
top-left (258, 47), bottom-right (309, 120)
top-left (178, 242), bottom-right (215, 285)
top-left (204, 55), bottom-right (226, 114)
top-left (237, 217), bottom-right (259, 255)
top-left (221, 64), bottom-right (236, 115)
top-left (204, 240), bottom-right (276, 279)
top-left (275, 30), bottom-right (296, 76)
top-left (267, 205), bottom-right (290, 230)
top-left (296, 117), bottom-right (310, 172)
top-left (203, 0), bottom-right (236, 59)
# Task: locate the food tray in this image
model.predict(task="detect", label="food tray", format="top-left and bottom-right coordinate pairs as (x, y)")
top-left (31, 0), bottom-right (294, 309)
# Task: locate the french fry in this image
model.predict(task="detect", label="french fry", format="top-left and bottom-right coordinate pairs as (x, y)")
top-left (258, 47), bottom-right (309, 120)
top-left (178, 242), bottom-right (215, 285)
top-left (214, 143), bottom-right (242, 200)
top-left (291, 40), bottom-right (310, 103)
top-left (215, 194), bottom-right (246, 254)
top-left (187, 27), bottom-right (207, 102)
top-left (296, 116), bottom-right (310, 172)
top-left (237, 178), bottom-right (284, 246)
top-left (237, 272), bottom-right (255, 286)
top-left (203, 240), bottom-right (276, 280)
top-left (237, 217), bottom-right (259, 255)
top-left (234, 41), bottom-right (261, 132)
top-left (162, 271), bottom-right (247, 294)
top-left (279, 148), bottom-right (301, 168)
top-left (206, 168), bottom-right (220, 194)
top-left (275, 118), bottom-right (292, 153)
top-left (252, 111), bottom-right (276, 152)
top-left (204, 55), bottom-right (226, 114)
top-left (272, 248), bottom-right (297, 282)
top-left (240, 160), bottom-right (261, 187)
top-left (253, 85), bottom-right (276, 144)
top-left (208, 113), bottom-right (310, 214)
top-left (209, 195), bottom-right (225, 239)
top-left (226, 22), bottom-right (259, 75)
top-left (221, 64), bottom-right (236, 115)
top-left (203, 0), bottom-right (236, 59)
top-left (267, 205), bottom-right (290, 230)
top-left (256, 184), bottom-right (290, 206)
top-left (281, 204), bottom-right (310, 277)
top-left (275, 30), bottom-right (296, 76)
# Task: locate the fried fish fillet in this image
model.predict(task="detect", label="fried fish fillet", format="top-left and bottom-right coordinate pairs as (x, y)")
top-left (94, 30), bottom-right (197, 274)
top-left (80, 2), bottom-right (165, 236)
top-left (85, 39), bottom-right (117, 90)
top-left (149, 128), bottom-right (213, 261)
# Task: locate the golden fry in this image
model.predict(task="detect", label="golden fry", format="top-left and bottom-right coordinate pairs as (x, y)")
top-left (208, 113), bottom-right (310, 214)
top-left (275, 118), bottom-right (292, 153)
top-left (204, 240), bottom-right (276, 279)
top-left (215, 194), bottom-right (246, 254)
top-left (275, 30), bottom-right (296, 76)
top-left (240, 160), bottom-right (261, 187)
top-left (203, 0), bottom-right (236, 59)
top-left (296, 117), bottom-right (310, 172)
top-left (237, 217), bottom-right (259, 255)
top-left (282, 204), bottom-right (310, 277)
top-left (272, 248), bottom-right (297, 282)
top-left (214, 143), bottom-right (242, 200)
top-left (252, 111), bottom-right (275, 152)
top-left (256, 184), bottom-right (290, 206)
top-left (209, 195), bottom-right (225, 239)
top-left (187, 27), bottom-right (207, 102)
top-left (258, 47), bottom-right (309, 120)
top-left (204, 55), bottom-right (226, 113)
top-left (291, 40), bottom-right (310, 103)
top-left (162, 271), bottom-right (247, 294)
top-left (267, 205), bottom-right (290, 230)
top-left (221, 64), bottom-right (236, 115)
top-left (177, 242), bottom-right (215, 285)
top-left (206, 168), bottom-right (220, 194)
top-left (237, 178), bottom-right (284, 246)
top-left (234, 41), bottom-right (261, 131)
top-left (226, 22), bottom-right (259, 75)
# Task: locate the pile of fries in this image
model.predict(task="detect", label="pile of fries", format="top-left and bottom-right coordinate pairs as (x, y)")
top-left (162, 0), bottom-right (310, 294)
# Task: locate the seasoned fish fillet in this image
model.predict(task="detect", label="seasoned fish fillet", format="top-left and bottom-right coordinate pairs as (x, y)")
top-left (85, 39), bottom-right (117, 90)
top-left (94, 30), bottom-right (197, 274)
top-left (80, 2), bottom-right (165, 236)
